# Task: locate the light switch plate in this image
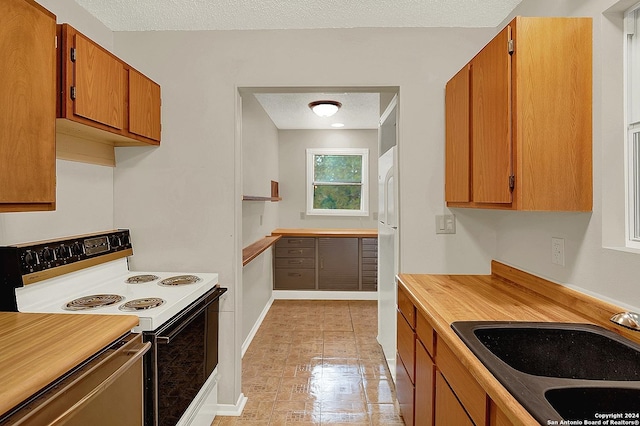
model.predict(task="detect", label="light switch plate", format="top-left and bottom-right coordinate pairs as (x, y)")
top-left (436, 215), bottom-right (456, 234)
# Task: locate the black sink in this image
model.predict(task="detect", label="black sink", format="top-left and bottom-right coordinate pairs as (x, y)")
top-left (545, 387), bottom-right (640, 420)
top-left (452, 321), bottom-right (640, 424)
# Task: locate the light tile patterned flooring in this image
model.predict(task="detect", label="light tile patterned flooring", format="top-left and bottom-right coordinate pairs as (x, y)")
top-left (212, 300), bottom-right (405, 425)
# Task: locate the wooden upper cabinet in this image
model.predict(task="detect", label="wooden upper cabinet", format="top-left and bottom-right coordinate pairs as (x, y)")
top-left (445, 16), bottom-right (592, 211)
top-left (129, 69), bottom-right (161, 142)
top-left (471, 25), bottom-right (512, 205)
top-left (57, 24), bottom-right (160, 166)
top-left (0, 0), bottom-right (56, 212)
top-left (445, 65), bottom-right (470, 203)
top-left (73, 33), bottom-right (125, 130)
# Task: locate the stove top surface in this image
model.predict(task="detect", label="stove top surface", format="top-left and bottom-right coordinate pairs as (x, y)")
top-left (15, 259), bottom-right (219, 332)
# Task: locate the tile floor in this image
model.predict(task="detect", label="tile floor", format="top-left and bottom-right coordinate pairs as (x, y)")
top-left (212, 300), bottom-right (405, 425)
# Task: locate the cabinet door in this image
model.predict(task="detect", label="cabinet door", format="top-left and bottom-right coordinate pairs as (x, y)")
top-left (129, 68), bottom-right (161, 141)
top-left (73, 32), bottom-right (124, 130)
top-left (415, 340), bottom-right (435, 426)
top-left (318, 238), bottom-right (358, 290)
top-left (471, 25), bottom-right (512, 204)
top-left (396, 354), bottom-right (415, 426)
top-left (445, 64), bottom-right (470, 203)
top-left (435, 372), bottom-right (474, 426)
top-left (0, 0), bottom-right (56, 211)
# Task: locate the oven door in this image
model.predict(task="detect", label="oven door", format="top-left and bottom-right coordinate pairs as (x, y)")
top-left (144, 287), bottom-right (224, 426)
top-left (3, 333), bottom-right (149, 425)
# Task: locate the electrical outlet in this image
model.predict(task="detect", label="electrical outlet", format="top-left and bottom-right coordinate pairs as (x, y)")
top-left (551, 237), bottom-right (565, 266)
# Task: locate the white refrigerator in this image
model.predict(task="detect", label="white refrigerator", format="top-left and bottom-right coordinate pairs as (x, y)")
top-left (378, 145), bottom-right (398, 372)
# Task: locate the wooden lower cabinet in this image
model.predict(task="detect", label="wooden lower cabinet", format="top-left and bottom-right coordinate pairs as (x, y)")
top-left (396, 354), bottom-right (415, 426)
top-left (415, 340), bottom-right (435, 426)
top-left (435, 371), bottom-right (474, 426)
top-left (397, 285), bottom-right (508, 426)
top-left (318, 237), bottom-right (358, 290)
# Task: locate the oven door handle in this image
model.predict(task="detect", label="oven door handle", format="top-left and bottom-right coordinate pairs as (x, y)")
top-left (155, 295), bottom-right (219, 345)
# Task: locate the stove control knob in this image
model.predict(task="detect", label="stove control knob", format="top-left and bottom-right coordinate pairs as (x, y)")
top-left (120, 233), bottom-right (130, 245)
top-left (109, 235), bottom-right (121, 249)
top-left (24, 250), bottom-right (38, 267)
top-left (56, 244), bottom-right (72, 260)
top-left (71, 241), bottom-right (84, 256)
top-left (41, 247), bottom-right (54, 263)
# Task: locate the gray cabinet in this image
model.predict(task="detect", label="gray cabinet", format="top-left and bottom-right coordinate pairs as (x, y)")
top-left (318, 238), bottom-right (359, 290)
top-left (273, 237), bottom-right (315, 290)
top-left (273, 236), bottom-right (377, 291)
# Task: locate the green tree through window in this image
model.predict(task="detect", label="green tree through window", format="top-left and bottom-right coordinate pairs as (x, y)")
top-left (306, 148), bottom-right (369, 216)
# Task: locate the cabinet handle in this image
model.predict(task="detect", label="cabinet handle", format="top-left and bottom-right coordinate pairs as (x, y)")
top-left (288, 239), bottom-right (303, 244)
top-left (288, 259), bottom-right (303, 264)
top-left (288, 249), bottom-right (303, 254)
top-left (320, 257), bottom-right (324, 269)
top-left (288, 272), bottom-right (302, 277)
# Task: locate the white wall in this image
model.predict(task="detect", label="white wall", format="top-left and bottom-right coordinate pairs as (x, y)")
top-left (278, 129), bottom-right (379, 229)
top-left (112, 25), bottom-right (497, 407)
top-left (0, 1), bottom-right (115, 246)
top-left (241, 93), bottom-right (279, 346)
top-left (477, 0), bottom-right (640, 311)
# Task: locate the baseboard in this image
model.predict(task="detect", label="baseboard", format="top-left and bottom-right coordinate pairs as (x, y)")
top-left (242, 296), bottom-right (274, 357)
top-left (272, 290), bottom-right (377, 300)
top-left (215, 393), bottom-right (248, 416)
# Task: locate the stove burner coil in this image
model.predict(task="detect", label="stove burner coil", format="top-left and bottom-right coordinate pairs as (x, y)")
top-left (64, 294), bottom-right (124, 311)
top-left (159, 275), bottom-right (201, 286)
top-left (119, 297), bottom-right (166, 311)
top-left (126, 274), bottom-right (160, 284)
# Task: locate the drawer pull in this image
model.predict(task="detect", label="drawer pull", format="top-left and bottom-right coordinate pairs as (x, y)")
top-left (288, 272), bottom-right (302, 277)
top-left (289, 259), bottom-right (303, 264)
top-left (288, 249), bottom-right (303, 254)
top-left (288, 239), bottom-right (303, 244)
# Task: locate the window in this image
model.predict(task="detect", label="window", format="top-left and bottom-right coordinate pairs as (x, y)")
top-left (627, 3), bottom-right (640, 246)
top-left (306, 148), bottom-right (369, 216)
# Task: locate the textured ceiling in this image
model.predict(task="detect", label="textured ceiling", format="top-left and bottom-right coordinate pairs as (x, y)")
top-left (253, 92), bottom-right (380, 130)
top-left (74, 0), bottom-right (522, 129)
top-left (74, 0), bottom-right (522, 32)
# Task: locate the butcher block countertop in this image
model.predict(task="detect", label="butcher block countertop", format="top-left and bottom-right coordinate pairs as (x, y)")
top-left (398, 261), bottom-right (640, 426)
top-left (271, 228), bottom-right (378, 238)
top-left (0, 312), bottom-right (138, 417)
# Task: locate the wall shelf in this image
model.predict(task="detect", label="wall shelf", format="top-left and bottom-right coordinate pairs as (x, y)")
top-left (242, 180), bottom-right (281, 202)
top-left (242, 235), bottom-right (281, 266)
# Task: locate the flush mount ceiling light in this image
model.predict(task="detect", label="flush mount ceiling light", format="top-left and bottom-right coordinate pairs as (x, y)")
top-left (308, 100), bottom-right (342, 117)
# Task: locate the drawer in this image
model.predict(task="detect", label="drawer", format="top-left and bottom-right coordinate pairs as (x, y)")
top-left (275, 247), bottom-right (315, 258)
top-left (397, 286), bottom-right (416, 328)
top-left (437, 340), bottom-right (487, 426)
top-left (362, 237), bottom-right (378, 246)
top-left (416, 310), bottom-right (435, 358)
top-left (277, 237), bottom-right (315, 248)
top-left (362, 263), bottom-right (377, 272)
top-left (274, 269), bottom-right (315, 290)
top-left (275, 257), bottom-right (315, 269)
top-left (397, 310), bottom-right (415, 383)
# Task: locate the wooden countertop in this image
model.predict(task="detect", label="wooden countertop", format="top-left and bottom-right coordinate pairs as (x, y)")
top-left (271, 228), bottom-right (378, 238)
top-left (0, 312), bottom-right (138, 417)
top-left (397, 261), bottom-right (639, 426)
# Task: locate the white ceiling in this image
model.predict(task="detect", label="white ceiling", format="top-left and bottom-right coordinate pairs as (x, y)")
top-left (253, 92), bottom-right (381, 130)
top-left (73, 0), bottom-right (522, 129)
top-left (74, 0), bottom-right (522, 32)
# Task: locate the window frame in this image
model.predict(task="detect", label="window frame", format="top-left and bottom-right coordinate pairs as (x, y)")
top-left (626, 2), bottom-right (640, 248)
top-left (306, 148), bottom-right (369, 217)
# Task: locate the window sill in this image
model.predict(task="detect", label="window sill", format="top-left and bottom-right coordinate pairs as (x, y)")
top-left (603, 245), bottom-right (640, 255)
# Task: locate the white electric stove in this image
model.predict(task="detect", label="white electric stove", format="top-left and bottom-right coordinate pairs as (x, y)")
top-left (15, 257), bottom-right (219, 333)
